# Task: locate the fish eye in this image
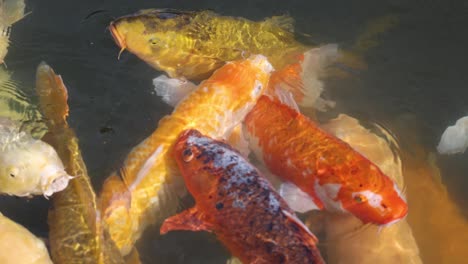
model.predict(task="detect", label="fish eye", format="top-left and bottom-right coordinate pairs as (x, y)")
top-left (8, 167), bottom-right (19, 178)
top-left (182, 148), bottom-right (194, 162)
top-left (354, 195), bottom-right (366, 203)
top-left (149, 37), bottom-right (159, 45)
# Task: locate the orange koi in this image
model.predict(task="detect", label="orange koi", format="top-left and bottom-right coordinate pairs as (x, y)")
top-left (99, 55), bottom-right (272, 255)
top-left (244, 95), bottom-right (408, 225)
top-left (161, 129), bottom-right (324, 264)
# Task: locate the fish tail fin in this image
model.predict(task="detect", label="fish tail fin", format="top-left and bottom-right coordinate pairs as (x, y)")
top-left (329, 49), bottom-right (368, 79)
top-left (269, 44), bottom-right (339, 110)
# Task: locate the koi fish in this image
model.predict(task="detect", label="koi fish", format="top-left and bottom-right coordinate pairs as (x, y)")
top-left (0, 212), bottom-right (53, 264)
top-left (36, 62), bottom-right (125, 264)
top-left (161, 129), bottom-right (324, 264)
top-left (319, 114), bottom-right (422, 264)
top-left (99, 55), bottom-right (272, 255)
top-left (109, 9), bottom-right (359, 109)
top-left (0, 116), bottom-right (72, 197)
top-left (244, 95), bottom-right (408, 225)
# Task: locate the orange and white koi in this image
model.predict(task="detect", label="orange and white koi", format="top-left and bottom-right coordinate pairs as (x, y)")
top-left (99, 55), bottom-right (272, 255)
top-left (161, 129), bottom-right (324, 264)
top-left (244, 95), bottom-right (408, 225)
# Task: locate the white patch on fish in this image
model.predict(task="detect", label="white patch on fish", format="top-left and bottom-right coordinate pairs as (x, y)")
top-left (352, 190), bottom-right (383, 210)
top-left (393, 182), bottom-right (406, 202)
top-left (314, 180), bottom-right (344, 212)
top-left (249, 54), bottom-right (274, 74)
top-left (279, 182), bottom-right (319, 213)
top-left (250, 80), bottom-right (263, 98)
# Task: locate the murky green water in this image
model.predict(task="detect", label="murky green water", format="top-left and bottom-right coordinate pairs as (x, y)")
top-left (0, 0), bottom-right (467, 263)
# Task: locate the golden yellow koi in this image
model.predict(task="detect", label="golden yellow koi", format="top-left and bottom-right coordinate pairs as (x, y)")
top-left (36, 62), bottom-right (125, 264)
top-left (99, 55), bottom-right (272, 255)
top-left (110, 9), bottom-right (362, 108)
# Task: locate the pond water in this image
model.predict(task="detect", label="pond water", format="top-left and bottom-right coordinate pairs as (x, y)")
top-left (1, 0), bottom-right (467, 263)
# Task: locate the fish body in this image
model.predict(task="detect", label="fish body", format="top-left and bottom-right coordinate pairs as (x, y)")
top-left (0, 116), bottom-right (72, 197)
top-left (0, 212), bottom-right (53, 264)
top-left (36, 62), bottom-right (125, 264)
top-left (110, 9), bottom-right (346, 108)
top-left (319, 114), bottom-right (421, 264)
top-left (99, 55), bottom-right (272, 255)
top-left (161, 129), bottom-right (324, 264)
top-left (111, 9), bottom-right (304, 81)
top-left (244, 96), bottom-right (408, 225)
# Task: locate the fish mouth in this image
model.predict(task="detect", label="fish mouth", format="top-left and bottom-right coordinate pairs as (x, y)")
top-left (109, 22), bottom-right (126, 59)
top-left (41, 172), bottom-right (74, 198)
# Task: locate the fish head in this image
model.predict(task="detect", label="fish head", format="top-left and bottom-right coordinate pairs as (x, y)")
top-left (173, 129), bottom-right (220, 197)
top-left (0, 140), bottom-right (72, 197)
top-left (201, 54), bottom-right (273, 117)
top-left (109, 9), bottom-right (198, 73)
top-left (333, 165), bottom-right (408, 225)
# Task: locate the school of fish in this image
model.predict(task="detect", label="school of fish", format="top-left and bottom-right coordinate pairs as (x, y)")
top-left (1, 3), bottom-right (465, 264)
top-left (101, 8), bottom-right (410, 263)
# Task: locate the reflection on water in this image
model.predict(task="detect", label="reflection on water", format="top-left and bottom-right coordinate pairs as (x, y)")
top-left (0, 67), bottom-right (46, 138)
top-left (0, 0), bottom-right (466, 263)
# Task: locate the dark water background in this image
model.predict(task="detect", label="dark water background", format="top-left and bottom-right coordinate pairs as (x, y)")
top-left (1, 0), bottom-right (467, 263)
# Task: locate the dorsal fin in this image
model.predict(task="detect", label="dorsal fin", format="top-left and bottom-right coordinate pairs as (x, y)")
top-left (264, 15), bottom-right (295, 32)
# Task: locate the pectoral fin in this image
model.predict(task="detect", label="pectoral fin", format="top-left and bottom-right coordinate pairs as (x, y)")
top-left (152, 74), bottom-right (197, 107)
top-left (279, 182), bottom-right (322, 213)
top-left (160, 206), bottom-right (213, 234)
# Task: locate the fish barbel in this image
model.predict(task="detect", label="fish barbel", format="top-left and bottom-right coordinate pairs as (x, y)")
top-left (99, 55), bottom-right (272, 255)
top-left (161, 129), bottom-right (324, 264)
top-left (36, 62), bottom-right (125, 264)
top-left (244, 95), bottom-right (408, 225)
top-left (109, 9), bottom-right (355, 108)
